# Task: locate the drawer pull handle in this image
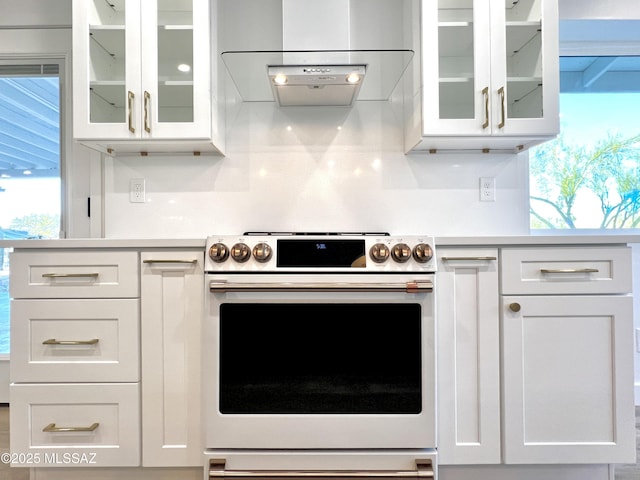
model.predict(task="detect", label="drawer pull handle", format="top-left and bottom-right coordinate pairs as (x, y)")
top-left (442, 256), bottom-right (497, 261)
top-left (42, 273), bottom-right (99, 278)
top-left (540, 268), bottom-right (599, 274)
top-left (142, 259), bottom-right (198, 264)
top-left (43, 422), bottom-right (100, 433)
top-left (42, 338), bottom-right (99, 346)
top-left (210, 460), bottom-right (433, 479)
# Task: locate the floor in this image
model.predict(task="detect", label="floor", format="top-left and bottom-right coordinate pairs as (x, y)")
top-left (0, 405), bottom-right (638, 480)
top-left (614, 406), bottom-right (640, 480)
top-left (0, 405), bottom-right (29, 480)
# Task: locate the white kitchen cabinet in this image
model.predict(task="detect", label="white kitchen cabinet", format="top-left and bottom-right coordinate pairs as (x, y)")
top-left (501, 246), bottom-right (636, 464)
top-left (72, 0), bottom-right (223, 155)
top-left (406, 0), bottom-right (558, 152)
top-left (11, 383), bottom-right (140, 467)
top-left (11, 298), bottom-right (139, 383)
top-left (436, 248), bottom-right (501, 464)
top-left (9, 250), bottom-right (139, 298)
top-left (140, 251), bottom-right (204, 467)
top-left (9, 249), bottom-right (141, 468)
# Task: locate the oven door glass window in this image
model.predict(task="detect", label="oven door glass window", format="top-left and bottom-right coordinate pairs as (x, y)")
top-left (219, 303), bottom-right (422, 414)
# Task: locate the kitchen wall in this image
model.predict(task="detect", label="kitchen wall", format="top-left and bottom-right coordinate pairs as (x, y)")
top-left (104, 103), bottom-right (530, 237)
top-left (103, 0), bottom-right (640, 239)
top-left (104, 0), bottom-right (529, 238)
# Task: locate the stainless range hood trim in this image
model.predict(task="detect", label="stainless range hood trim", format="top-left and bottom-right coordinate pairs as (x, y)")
top-left (220, 49), bottom-right (414, 105)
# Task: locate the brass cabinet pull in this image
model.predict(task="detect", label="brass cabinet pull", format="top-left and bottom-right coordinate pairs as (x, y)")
top-left (143, 259), bottom-right (198, 264)
top-left (482, 86), bottom-right (489, 129)
top-left (128, 90), bottom-right (135, 133)
top-left (144, 90), bottom-right (151, 133)
top-left (442, 256), bottom-right (497, 261)
top-left (498, 86), bottom-right (505, 128)
top-left (509, 302), bottom-right (521, 313)
top-left (540, 268), bottom-right (599, 274)
top-left (42, 338), bottom-right (99, 346)
top-left (210, 460), bottom-right (434, 479)
top-left (210, 280), bottom-right (433, 294)
top-left (42, 273), bottom-right (99, 278)
top-left (43, 422), bottom-right (100, 433)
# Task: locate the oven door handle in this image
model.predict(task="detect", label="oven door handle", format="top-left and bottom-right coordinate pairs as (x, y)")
top-left (209, 280), bottom-right (433, 293)
top-left (209, 460), bottom-right (434, 479)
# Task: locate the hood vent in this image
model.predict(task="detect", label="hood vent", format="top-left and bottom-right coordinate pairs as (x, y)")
top-left (268, 64), bottom-right (366, 107)
top-left (220, 0), bottom-right (413, 107)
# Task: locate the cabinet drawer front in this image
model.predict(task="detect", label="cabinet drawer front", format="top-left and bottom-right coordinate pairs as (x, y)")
top-left (501, 247), bottom-right (632, 294)
top-left (10, 251), bottom-right (139, 298)
top-left (11, 299), bottom-right (139, 383)
top-left (10, 383), bottom-right (140, 467)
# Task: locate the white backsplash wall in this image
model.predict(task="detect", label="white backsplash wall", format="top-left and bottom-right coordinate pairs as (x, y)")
top-left (104, 100), bottom-right (530, 238)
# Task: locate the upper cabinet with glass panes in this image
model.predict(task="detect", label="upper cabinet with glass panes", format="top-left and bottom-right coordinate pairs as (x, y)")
top-left (72, 0), bottom-right (224, 155)
top-left (404, 0), bottom-right (559, 153)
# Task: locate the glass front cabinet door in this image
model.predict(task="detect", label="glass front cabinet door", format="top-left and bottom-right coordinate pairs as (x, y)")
top-left (412, 0), bottom-right (558, 152)
top-left (72, 0), bottom-right (215, 151)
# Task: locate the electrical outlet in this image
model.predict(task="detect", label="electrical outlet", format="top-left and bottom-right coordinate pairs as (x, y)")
top-left (130, 178), bottom-right (145, 203)
top-left (480, 177), bottom-right (495, 202)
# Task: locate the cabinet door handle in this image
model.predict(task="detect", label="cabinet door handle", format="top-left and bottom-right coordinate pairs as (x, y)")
top-left (128, 90), bottom-right (135, 133)
top-left (509, 302), bottom-right (521, 312)
top-left (42, 338), bottom-right (99, 346)
top-left (442, 256), bottom-right (497, 261)
top-left (144, 90), bottom-right (151, 133)
top-left (43, 422), bottom-right (100, 433)
top-left (540, 268), bottom-right (599, 274)
top-left (42, 273), bottom-right (99, 279)
top-left (143, 259), bottom-right (198, 264)
top-left (482, 87), bottom-right (489, 129)
top-left (498, 86), bottom-right (505, 128)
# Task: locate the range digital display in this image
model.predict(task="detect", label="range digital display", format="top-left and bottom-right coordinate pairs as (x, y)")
top-left (277, 239), bottom-right (366, 268)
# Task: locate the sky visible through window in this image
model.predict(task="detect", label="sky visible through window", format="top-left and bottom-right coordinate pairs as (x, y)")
top-left (530, 92), bottom-right (640, 229)
top-left (0, 75), bottom-right (61, 355)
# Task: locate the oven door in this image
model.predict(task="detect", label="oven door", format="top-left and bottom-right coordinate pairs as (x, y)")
top-left (204, 273), bottom-right (436, 450)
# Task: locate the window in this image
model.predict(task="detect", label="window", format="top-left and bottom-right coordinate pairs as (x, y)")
top-left (529, 56), bottom-right (640, 230)
top-left (0, 61), bottom-right (62, 356)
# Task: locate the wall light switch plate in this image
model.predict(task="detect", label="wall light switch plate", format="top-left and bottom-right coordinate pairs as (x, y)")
top-left (130, 178), bottom-right (145, 203)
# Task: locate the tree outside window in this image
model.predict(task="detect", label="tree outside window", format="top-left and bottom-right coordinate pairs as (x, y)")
top-left (530, 59), bottom-right (640, 230)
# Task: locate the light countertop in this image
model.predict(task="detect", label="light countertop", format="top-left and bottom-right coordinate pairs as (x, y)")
top-left (1, 234), bottom-right (639, 249)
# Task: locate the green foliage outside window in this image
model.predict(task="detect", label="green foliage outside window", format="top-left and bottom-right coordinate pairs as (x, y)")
top-left (530, 132), bottom-right (640, 229)
top-left (530, 89), bottom-right (640, 230)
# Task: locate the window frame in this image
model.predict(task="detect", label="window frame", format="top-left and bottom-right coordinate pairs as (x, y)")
top-left (529, 20), bottom-right (640, 235)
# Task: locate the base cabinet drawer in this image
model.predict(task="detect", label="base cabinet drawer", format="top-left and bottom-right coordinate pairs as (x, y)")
top-left (501, 247), bottom-right (632, 295)
top-left (10, 251), bottom-right (139, 298)
top-left (10, 383), bottom-right (140, 467)
top-left (11, 299), bottom-right (140, 382)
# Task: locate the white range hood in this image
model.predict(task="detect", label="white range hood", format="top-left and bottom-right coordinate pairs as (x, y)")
top-left (220, 0), bottom-right (414, 107)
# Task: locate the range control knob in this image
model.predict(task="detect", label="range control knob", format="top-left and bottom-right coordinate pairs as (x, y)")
top-left (209, 243), bottom-right (229, 263)
top-left (230, 243), bottom-right (251, 263)
top-left (412, 243), bottom-right (434, 263)
top-left (252, 242), bottom-right (273, 263)
top-left (369, 243), bottom-right (390, 263)
top-left (391, 243), bottom-right (412, 263)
